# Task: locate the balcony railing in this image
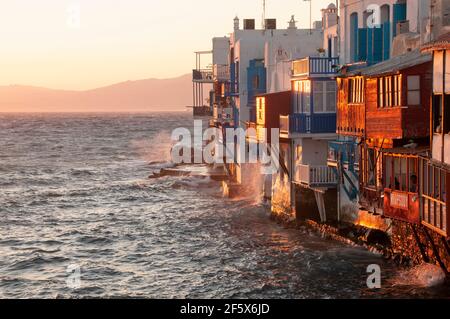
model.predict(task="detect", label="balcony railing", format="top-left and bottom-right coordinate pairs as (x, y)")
top-left (337, 103), bottom-right (365, 136)
top-left (193, 106), bottom-right (212, 117)
top-left (192, 69), bottom-right (214, 83)
top-left (292, 57), bottom-right (339, 76)
top-left (213, 64), bottom-right (230, 81)
top-left (294, 164), bottom-right (337, 187)
top-left (281, 113), bottom-right (336, 135)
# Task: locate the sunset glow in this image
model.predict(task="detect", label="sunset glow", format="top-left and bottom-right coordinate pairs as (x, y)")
top-left (0, 0), bottom-right (333, 90)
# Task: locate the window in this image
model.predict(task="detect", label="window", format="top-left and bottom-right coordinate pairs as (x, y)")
top-left (256, 97), bottom-right (265, 122)
top-left (443, 1), bottom-right (450, 26)
top-left (384, 154), bottom-right (419, 193)
top-left (348, 77), bottom-right (364, 104)
top-left (313, 82), bottom-right (324, 112)
top-left (421, 160), bottom-right (447, 232)
top-left (293, 80), bottom-right (311, 114)
top-left (326, 81), bottom-right (337, 112)
top-left (253, 75), bottom-right (260, 89)
top-left (350, 13), bottom-right (358, 62)
top-left (315, 81), bottom-right (337, 112)
top-left (378, 75), bottom-right (401, 107)
top-left (367, 148), bottom-right (376, 187)
top-left (362, 147), bottom-right (377, 187)
top-left (407, 75), bottom-right (420, 105)
top-left (303, 81), bottom-right (311, 114)
top-left (296, 145), bottom-right (302, 161)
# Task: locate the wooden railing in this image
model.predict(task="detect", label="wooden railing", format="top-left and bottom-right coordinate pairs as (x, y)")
top-left (295, 164), bottom-right (337, 187)
top-left (337, 103), bottom-right (365, 136)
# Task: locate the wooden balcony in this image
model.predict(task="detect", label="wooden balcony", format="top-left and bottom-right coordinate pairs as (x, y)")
top-left (420, 157), bottom-right (450, 237)
top-left (294, 164), bottom-right (337, 188)
top-left (337, 103), bottom-right (365, 137)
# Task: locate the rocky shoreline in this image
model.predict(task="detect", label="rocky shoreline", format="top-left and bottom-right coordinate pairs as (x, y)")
top-left (269, 211), bottom-right (449, 275)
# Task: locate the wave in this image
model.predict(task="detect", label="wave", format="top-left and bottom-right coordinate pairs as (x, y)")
top-left (71, 169), bottom-right (94, 177)
top-left (149, 161), bottom-right (176, 170)
top-left (8, 255), bottom-right (69, 271)
top-left (393, 263), bottom-right (447, 288)
top-left (77, 235), bottom-right (113, 245)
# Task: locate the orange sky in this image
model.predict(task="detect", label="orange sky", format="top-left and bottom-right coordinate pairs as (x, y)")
top-left (0, 0), bottom-right (334, 90)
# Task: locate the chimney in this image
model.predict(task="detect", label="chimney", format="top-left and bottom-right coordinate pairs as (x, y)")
top-left (234, 16), bottom-right (240, 31)
top-left (265, 19), bottom-right (276, 30)
top-left (244, 19), bottom-right (255, 30)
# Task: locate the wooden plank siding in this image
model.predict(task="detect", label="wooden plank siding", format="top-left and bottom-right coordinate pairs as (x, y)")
top-left (336, 77), bottom-right (365, 137)
top-left (365, 62), bottom-right (432, 140)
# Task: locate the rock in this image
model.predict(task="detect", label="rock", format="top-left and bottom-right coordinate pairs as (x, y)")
top-left (366, 229), bottom-right (391, 247)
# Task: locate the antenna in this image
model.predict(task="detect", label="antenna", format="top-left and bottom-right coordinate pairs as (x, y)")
top-left (262, 0), bottom-right (266, 29)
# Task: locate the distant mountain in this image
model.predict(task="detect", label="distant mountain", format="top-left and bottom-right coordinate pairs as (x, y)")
top-left (0, 74), bottom-right (193, 112)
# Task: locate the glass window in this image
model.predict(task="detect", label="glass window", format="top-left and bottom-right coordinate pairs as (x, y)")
top-left (313, 82), bottom-right (324, 113)
top-left (326, 81), bottom-right (337, 112)
top-left (385, 156), bottom-right (393, 189)
top-left (293, 81), bottom-right (301, 113)
top-left (348, 77), bottom-right (364, 104)
top-left (367, 148), bottom-right (376, 186)
top-left (303, 81), bottom-right (311, 114)
top-left (407, 75), bottom-right (420, 105)
top-left (378, 75), bottom-right (402, 107)
top-left (378, 78), bottom-right (384, 107)
top-left (409, 158), bottom-right (418, 193)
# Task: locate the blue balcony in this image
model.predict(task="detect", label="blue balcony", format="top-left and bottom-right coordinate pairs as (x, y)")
top-left (292, 57), bottom-right (339, 77)
top-left (281, 113), bottom-right (336, 135)
top-left (328, 140), bottom-right (359, 168)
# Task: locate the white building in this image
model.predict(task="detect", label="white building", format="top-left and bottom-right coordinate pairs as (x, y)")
top-left (339, 0), bottom-right (433, 64)
top-left (230, 17), bottom-right (323, 185)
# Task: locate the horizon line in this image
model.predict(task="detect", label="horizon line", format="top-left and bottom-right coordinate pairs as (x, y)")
top-left (0, 73), bottom-right (192, 92)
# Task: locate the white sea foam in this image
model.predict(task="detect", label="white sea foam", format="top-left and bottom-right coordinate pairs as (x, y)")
top-left (394, 263), bottom-right (446, 288)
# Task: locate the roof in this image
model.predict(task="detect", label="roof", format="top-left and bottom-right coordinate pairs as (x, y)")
top-left (381, 146), bottom-right (429, 156)
top-left (256, 90), bottom-right (291, 98)
top-left (344, 49), bottom-right (432, 77)
top-left (421, 32), bottom-right (450, 52)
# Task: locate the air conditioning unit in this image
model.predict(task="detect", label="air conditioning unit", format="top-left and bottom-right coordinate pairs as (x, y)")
top-left (396, 20), bottom-right (410, 35)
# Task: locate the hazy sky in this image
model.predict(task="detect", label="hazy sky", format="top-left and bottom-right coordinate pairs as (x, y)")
top-left (0, 0), bottom-right (335, 90)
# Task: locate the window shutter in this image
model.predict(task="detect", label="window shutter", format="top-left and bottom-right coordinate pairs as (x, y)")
top-left (358, 28), bottom-right (367, 62)
top-left (367, 28), bottom-right (373, 65)
top-left (393, 3), bottom-right (407, 37)
top-left (373, 27), bottom-right (383, 64)
top-left (382, 21), bottom-right (390, 61)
